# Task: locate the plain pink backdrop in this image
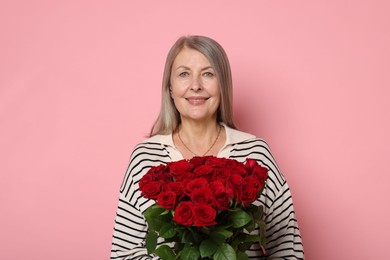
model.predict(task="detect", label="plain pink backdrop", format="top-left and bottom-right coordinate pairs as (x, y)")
top-left (1, 0), bottom-right (389, 259)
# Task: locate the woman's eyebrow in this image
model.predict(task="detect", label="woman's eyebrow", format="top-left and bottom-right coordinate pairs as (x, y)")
top-left (201, 66), bottom-right (214, 71)
top-left (174, 65), bottom-right (214, 71)
top-left (175, 65), bottom-right (191, 71)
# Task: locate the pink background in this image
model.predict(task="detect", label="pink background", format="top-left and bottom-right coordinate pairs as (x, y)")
top-left (1, 0), bottom-right (389, 259)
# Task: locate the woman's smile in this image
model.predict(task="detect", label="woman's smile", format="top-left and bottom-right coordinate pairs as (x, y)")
top-left (170, 47), bottom-right (220, 122)
top-left (185, 96), bottom-right (210, 105)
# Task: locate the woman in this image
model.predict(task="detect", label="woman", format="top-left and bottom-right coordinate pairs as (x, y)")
top-left (111, 35), bottom-right (304, 259)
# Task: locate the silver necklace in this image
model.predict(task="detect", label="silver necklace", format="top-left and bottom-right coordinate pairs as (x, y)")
top-left (177, 125), bottom-right (222, 157)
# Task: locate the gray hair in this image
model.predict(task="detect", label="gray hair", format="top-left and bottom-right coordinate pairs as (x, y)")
top-left (150, 35), bottom-right (236, 136)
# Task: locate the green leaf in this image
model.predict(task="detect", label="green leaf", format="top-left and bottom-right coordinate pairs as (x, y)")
top-left (200, 226), bottom-right (212, 236)
top-left (214, 243), bottom-right (237, 260)
top-left (209, 233), bottom-right (228, 245)
top-left (257, 219), bottom-right (266, 229)
top-left (244, 218), bottom-right (255, 233)
top-left (236, 251), bottom-right (249, 260)
top-left (160, 209), bottom-right (171, 215)
top-left (238, 242), bottom-right (253, 252)
top-left (248, 205), bottom-right (263, 220)
top-left (145, 230), bottom-right (158, 254)
top-left (200, 238), bottom-right (219, 258)
top-left (144, 204), bottom-right (165, 218)
top-left (144, 204), bottom-right (172, 231)
top-left (237, 234), bottom-right (258, 252)
top-left (229, 209), bottom-right (251, 228)
top-left (155, 245), bottom-right (176, 260)
top-left (181, 228), bottom-right (206, 244)
top-left (159, 223), bottom-right (176, 239)
top-left (212, 228), bottom-right (233, 239)
top-left (180, 245), bottom-right (200, 260)
top-left (230, 233), bottom-right (246, 251)
top-left (174, 241), bottom-right (186, 253)
top-left (243, 234), bottom-right (261, 243)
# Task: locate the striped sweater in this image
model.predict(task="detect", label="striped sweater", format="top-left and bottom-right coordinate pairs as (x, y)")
top-left (111, 125), bottom-right (304, 259)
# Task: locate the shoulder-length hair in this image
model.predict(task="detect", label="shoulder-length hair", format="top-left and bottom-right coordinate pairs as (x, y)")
top-left (150, 35), bottom-right (237, 136)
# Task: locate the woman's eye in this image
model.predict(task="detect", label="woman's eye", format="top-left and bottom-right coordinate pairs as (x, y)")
top-left (179, 72), bottom-right (189, 77)
top-left (203, 72), bottom-right (214, 77)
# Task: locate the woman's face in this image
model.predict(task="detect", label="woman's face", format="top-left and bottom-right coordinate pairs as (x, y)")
top-left (170, 47), bottom-right (220, 124)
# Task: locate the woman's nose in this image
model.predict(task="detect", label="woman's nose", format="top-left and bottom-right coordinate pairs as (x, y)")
top-left (190, 76), bottom-right (203, 91)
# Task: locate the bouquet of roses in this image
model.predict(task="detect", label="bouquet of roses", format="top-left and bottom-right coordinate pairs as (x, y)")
top-left (139, 156), bottom-right (268, 260)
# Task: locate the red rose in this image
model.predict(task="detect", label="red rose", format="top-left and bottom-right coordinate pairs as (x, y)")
top-left (243, 176), bottom-right (263, 192)
top-left (190, 187), bottom-right (214, 205)
top-left (140, 181), bottom-right (162, 200)
top-left (213, 168), bottom-right (233, 185)
top-left (158, 170), bottom-right (173, 184)
top-left (213, 190), bottom-right (232, 210)
top-left (184, 178), bottom-right (208, 196)
top-left (142, 164), bottom-right (172, 186)
top-left (157, 191), bottom-right (177, 210)
top-left (205, 156), bottom-right (226, 167)
top-left (228, 160), bottom-right (249, 177)
top-left (169, 160), bottom-right (193, 182)
top-left (189, 156), bottom-right (207, 167)
top-left (193, 204), bottom-right (217, 227)
top-left (245, 158), bottom-right (258, 170)
top-left (229, 173), bottom-right (243, 188)
top-left (193, 165), bottom-right (214, 181)
top-left (208, 181), bottom-right (233, 210)
top-left (147, 165), bottom-right (167, 179)
top-left (251, 164), bottom-right (268, 184)
top-left (173, 201), bottom-right (195, 226)
top-left (238, 182), bottom-right (259, 207)
top-left (166, 181), bottom-right (184, 198)
top-left (208, 181), bottom-right (225, 194)
top-left (139, 172), bottom-right (153, 190)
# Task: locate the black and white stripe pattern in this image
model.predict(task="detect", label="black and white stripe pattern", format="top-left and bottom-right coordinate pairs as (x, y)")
top-left (111, 127), bottom-right (304, 259)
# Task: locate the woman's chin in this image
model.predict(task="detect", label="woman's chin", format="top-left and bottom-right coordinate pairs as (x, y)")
top-left (180, 114), bottom-right (217, 124)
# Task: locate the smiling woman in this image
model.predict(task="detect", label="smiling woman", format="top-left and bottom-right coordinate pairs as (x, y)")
top-left (169, 47), bottom-right (223, 157)
top-left (110, 35), bottom-right (304, 259)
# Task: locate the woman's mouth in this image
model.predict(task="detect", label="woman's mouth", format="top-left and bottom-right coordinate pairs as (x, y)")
top-left (185, 97), bottom-right (209, 105)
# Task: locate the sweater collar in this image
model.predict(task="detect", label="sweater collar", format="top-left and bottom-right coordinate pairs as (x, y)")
top-left (148, 123), bottom-right (256, 148)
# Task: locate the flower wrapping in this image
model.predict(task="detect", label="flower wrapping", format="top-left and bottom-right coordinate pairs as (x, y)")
top-left (139, 156), bottom-right (268, 260)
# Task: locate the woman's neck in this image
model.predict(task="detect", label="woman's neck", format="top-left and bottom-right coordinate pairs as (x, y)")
top-left (180, 119), bottom-right (219, 137)
top-left (175, 119), bottom-right (225, 158)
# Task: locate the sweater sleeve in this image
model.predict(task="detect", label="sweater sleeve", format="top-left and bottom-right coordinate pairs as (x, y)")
top-left (255, 140), bottom-right (304, 259)
top-left (110, 142), bottom-right (170, 260)
top-left (110, 193), bottom-right (156, 260)
top-left (264, 181), bottom-right (304, 259)
top-left (229, 137), bottom-right (304, 259)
